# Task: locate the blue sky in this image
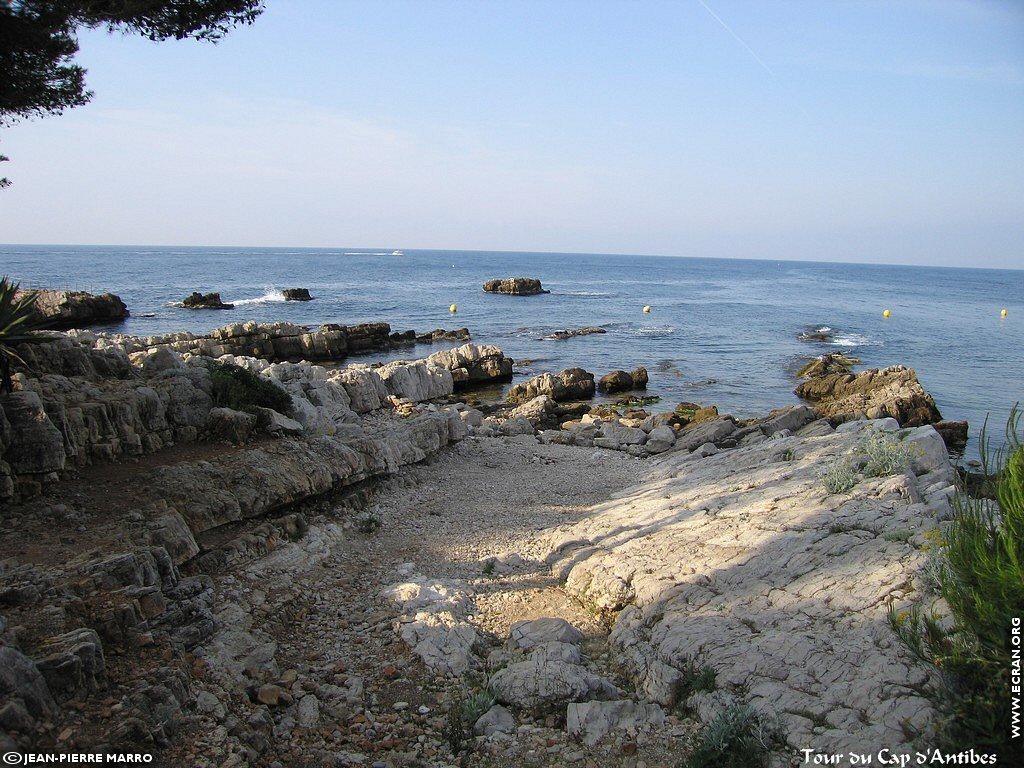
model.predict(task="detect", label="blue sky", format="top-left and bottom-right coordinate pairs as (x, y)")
top-left (1, 0), bottom-right (1022, 268)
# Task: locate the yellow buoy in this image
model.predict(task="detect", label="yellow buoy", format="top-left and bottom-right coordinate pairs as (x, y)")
top-left (883, 309), bottom-right (891, 318)
top-left (449, 304), bottom-right (457, 313)
top-left (643, 305), bottom-right (651, 313)
top-left (1002, 308), bottom-right (1008, 317)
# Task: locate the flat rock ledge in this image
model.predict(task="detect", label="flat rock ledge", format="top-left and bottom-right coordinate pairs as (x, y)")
top-left (544, 418), bottom-right (954, 755)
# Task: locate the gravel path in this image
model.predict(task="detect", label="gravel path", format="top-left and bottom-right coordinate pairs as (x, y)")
top-left (173, 435), bottom-right (706, 767)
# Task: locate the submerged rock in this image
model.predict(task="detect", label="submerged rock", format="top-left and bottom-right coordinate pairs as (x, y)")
top-left (543, 327), bottom-right (606, 341)
top-left (482, 277), bottom-right (549, 296)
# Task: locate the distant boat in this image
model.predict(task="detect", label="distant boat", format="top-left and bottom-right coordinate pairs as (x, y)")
top-left (391, 250), bottom-right (404, 256)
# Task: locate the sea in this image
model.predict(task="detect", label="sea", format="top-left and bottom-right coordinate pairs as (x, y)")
top-left (3, 244), bottom-right (1022, 461)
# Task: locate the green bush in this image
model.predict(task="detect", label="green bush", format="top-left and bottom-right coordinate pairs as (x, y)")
top-left (208, 361), bottom-right (292, 415)
top-left (889, 405), bottom-right (1024, 761)
top-left (680, 704), bottom-right (784, 768)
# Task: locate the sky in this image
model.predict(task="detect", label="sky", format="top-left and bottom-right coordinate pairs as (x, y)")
top-left (1, 0), bottom-right (1023, 268)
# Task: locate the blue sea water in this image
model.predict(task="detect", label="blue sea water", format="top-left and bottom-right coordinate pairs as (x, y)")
top-left (3, 244), bottom-right (1022, 460)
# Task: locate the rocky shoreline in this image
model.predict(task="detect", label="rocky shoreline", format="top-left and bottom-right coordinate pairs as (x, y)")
top-left (0, 317), bottom-right (966, 766)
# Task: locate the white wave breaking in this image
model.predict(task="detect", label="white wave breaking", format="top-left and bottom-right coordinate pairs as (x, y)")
top-left (232, 289), bottom-right (288, 306)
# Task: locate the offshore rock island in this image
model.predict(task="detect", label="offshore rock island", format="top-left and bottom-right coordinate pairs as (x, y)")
top-left (0, 301), bottom-right (972, 767)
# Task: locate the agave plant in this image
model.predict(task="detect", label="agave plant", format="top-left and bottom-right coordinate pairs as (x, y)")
top-left (0, 276), bottom-right (42, 393)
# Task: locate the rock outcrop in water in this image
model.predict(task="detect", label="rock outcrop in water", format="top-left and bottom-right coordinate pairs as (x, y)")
top-left (17, 289), bottom-right (130, 329)
top-left (182, 292), bottom-right (234, 310)
top-left (507, 367), bottom-right (595, 404)
top-left (282, 288), bottom-right (313, 301)
top-left (482, 277), bottom-right (549, 296)
top-left (794, 364), bottom-right (942, 426)
top-left (598, 367), bottom-right (648, 394)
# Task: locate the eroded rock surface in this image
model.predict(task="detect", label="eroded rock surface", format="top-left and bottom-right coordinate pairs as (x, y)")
top-left (545, 419), bottom-right (951, 754)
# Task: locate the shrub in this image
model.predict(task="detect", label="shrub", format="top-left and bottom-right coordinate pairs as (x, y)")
top-left (680, 704), bottom-right (784, 768)
top-left (820, 456), bottom-right (858, 494)
top-left (208, 361), bottom-right (292, 415)
top-left (888, 405), bottom-right (1024, 761)
top-left (355, 511), bottom-right (382, 534)
top-left (856, 429), bottom-right (912, 477)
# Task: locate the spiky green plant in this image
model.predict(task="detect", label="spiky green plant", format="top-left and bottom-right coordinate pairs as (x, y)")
top-left (888, 405), bottom-right (1024, 760)
top-left (680, 704), bottom-right (784, 768)
top-left (0, 276), bottom-right (42, 393)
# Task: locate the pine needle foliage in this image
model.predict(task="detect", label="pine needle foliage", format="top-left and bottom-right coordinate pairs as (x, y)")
top-left (888, 405), bottom-right (1024, 761)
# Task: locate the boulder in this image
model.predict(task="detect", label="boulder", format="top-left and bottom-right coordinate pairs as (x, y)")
top-left (674, 416), bottom-right (737, 453)
top-left (282, 288), bottom-right (313, 301)
top-left (19, 289), bottom-right (129, 330)
top-left (0, 647), bottom-right (57, 721)
top-left (129, 347), bottom-right (185, 376)
top-left (598, 367), bottom-right (648, 393)
top-left (507, 395), bottom-right (558, 429)
top-left (415, 328), bottom-right (471, 343)
top-left (208, 407), bottom-right (257, 444)
top-left (490, 654), bottom-right (621, 712)
top-left (334, 368), bottom-right (390, 413)
top-left (255, 407), bottom-right (304, 437)
top-left (482, 277), bottom-right (549, 296)
top-left (794, 365), bottom-right (942, 426)
top-left (426, 344), bottom-right (513, 387)
top-left (934, 421), bottom-right (969, 454)
top-left (474, 704), bottom-right (516, 737)
top-left (182, 292), bottom-right (234, 310)
top-left (566, 701), bottom-right (666, 746)
top-left (507, 368), bottom-right (595, 404)
top-left (376, 361), bottom-right (453, 402)
top-left (509, 618), bottom-right (585, 650)
top-left (34, 628), bottom-right (106, 703)
top-left (1, 391), bottom-right (66, 475)
top-left (645, 425), bottom-right (677, 454)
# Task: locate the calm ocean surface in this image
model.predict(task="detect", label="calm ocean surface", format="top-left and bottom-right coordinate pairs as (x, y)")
top-left (3, 245), bottom-right (1021, 460)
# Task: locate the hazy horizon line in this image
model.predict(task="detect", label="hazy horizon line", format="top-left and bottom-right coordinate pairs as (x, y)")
top-left (1, 242), bottom-right (1021, 274)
